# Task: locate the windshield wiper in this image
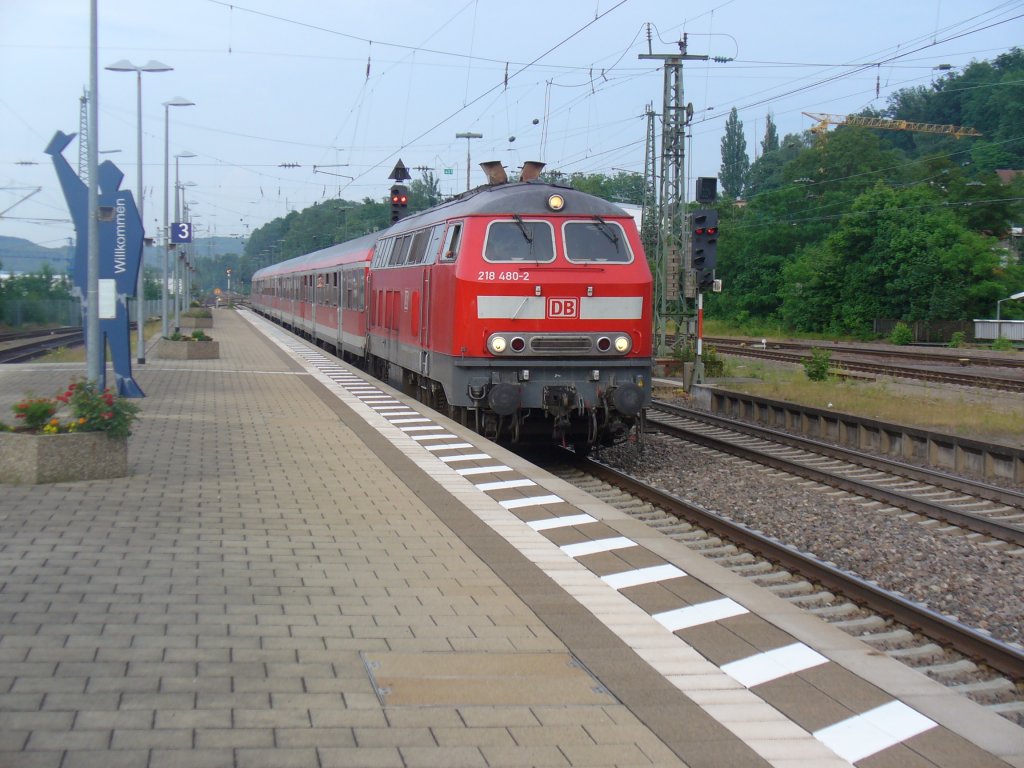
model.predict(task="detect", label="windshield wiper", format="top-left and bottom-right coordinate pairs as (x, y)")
top-left (512, 214), bottom-right (534, 244)
top-left (592, 215), bottom-right (619, 245)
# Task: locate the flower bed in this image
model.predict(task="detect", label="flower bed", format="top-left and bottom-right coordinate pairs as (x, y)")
top-left (0, 431), bottom-right (127, 484)
top-left (157, 330), bottom-right (220, 360)
top-left (0, 379), bottom-right (138, 484)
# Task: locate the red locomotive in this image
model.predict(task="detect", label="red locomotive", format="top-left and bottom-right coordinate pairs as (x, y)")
top-left (251, 162), bottom-right (653, 451)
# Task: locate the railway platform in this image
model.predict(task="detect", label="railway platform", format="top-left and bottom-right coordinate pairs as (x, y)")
top-left (0, 308), bottom-right (1021, 768)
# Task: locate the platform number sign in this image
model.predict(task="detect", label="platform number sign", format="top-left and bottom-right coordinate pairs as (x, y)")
top-left (170, 222), bottom-right (193, 244)
top-left (546, 297), bottom-right (579, 319)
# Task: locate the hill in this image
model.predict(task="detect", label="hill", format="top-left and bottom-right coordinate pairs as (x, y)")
top-left (0, 235), bottom-right (245, 276)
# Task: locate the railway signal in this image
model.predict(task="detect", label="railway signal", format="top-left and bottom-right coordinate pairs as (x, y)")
top-left (390, 184), bottom-right (408, 223)
top-left (689, 208), bottom-right (718, 292)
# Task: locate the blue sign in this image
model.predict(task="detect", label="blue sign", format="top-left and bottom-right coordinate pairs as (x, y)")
top-left (171, 221), bottom-right (193, 243)
top-left (45, 130), bottom-right (145, 398)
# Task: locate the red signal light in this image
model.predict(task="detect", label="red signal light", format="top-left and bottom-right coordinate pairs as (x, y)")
top-left (694, 227), bottom-right (706, 235)
top-left (706, 227), bottom-right (717, 235)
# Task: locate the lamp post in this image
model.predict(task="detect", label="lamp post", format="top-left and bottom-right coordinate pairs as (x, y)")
top-left (162, 97), bottom-right (194, 338)
top-left (455, 131), bottom-right (482, 192)
top-left (996, 291), bottom-right (1024, 321)
top-left (173, 155), bottom-right (196, 330)
top-left (105, 59), bottom-right (172, 363)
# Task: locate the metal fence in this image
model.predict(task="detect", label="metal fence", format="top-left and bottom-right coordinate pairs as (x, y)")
top-left (0, 299), bottom-right (164, 328)
top-left (872, 318), bottom-right (974, 343)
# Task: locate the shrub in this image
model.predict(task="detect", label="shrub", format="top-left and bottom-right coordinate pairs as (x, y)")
top-left (3, 378), bottom-right (140, 438)
top-left (889, 322), bottom-right (913, 346)
top-left (992, 336), bottom-right (1015, 352)
top-left (803, 348), bottom-right (832, 381)
top-left (948, 331), bottom-right (966, 348)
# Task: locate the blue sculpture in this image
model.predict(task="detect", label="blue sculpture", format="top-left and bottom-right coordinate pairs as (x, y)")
top-left (45, 130), bottom-right (145, 398)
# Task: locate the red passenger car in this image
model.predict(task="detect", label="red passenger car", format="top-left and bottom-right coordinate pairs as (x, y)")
top-left (252, 164), bottom-right (653, 451)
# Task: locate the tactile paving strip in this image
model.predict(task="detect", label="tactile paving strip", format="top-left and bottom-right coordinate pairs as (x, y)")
top-left (245, 312), bottom-right (1013, 768)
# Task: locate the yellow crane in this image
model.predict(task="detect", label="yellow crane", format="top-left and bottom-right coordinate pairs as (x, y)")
top-left (802, 112), bottom-right (982, 139)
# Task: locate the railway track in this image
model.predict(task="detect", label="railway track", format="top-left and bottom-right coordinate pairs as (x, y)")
top-left (700, 341), bottom-right (1024, 393)
top-left (546, 453), bottom-right (1024, 723)
top-left (648, 400), bottom-right (1024, 546)
top-left (0, 327), bottom-right (84, 363)
top-left (704, 336), bottom-right (1024, 370)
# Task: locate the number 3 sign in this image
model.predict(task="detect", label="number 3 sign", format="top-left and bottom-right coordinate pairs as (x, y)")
top-left (170, 222), bottom-right (193, 243)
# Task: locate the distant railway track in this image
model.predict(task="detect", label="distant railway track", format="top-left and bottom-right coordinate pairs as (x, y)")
top-left (547, 451), bottom-right (1024, 720)
top-left (648, 400), bottom-right (1024, 546)
top-left (0, 327), bottom-right (84, 363)
top-left (696, 338), bottom-right (1024, 393)
top-left (704, 336), bottom-right (1024, 370)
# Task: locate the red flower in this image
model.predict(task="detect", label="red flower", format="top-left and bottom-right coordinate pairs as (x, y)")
top-left (102, 412), bottom-right (113, 420)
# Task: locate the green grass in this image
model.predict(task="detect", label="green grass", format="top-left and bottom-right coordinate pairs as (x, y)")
top-left (708, 358), bottom-right (1024, 445)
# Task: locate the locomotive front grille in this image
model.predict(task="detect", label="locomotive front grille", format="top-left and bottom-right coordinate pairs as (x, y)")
top-left (529, 336), bottom-right (592, 353)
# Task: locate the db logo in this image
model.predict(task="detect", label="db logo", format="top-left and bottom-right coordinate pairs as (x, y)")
top-left (547, 297), bottom-right (579, 319)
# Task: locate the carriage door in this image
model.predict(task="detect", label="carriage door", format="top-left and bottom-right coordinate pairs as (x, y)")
top-left (419, 225), bottom-right (443, 375)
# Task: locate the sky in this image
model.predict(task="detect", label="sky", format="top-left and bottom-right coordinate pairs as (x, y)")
top-left (1, 0), bottom-right (1021, 250)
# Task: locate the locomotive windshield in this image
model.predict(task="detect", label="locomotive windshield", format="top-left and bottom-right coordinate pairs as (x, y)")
top-left (484, 219), bottom-right (555, 263)
top-left (563, 220), bottom-right (633, 263)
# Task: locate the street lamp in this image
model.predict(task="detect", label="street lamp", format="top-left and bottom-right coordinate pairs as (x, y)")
top-left (996, 291), bottom-right (1024, 320)
top-left (105, 59), bottom-right (172, 363)
top-left (173, 155), bottom-right (196, 330)
top-left (162, 97), bottom-right (194, 338)
top-left (455, 131), bottom-right (482, 192)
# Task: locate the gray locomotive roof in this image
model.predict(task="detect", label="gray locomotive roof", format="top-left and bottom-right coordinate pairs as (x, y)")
top-left (386, 181), bottom-right (631, 234)
top-left (253, 182), bottom-right (633, 278)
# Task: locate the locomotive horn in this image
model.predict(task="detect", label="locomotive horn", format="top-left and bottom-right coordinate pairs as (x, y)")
top-left (479, 161), bottom-right (508, 185)
top-left (519, 161), bottom-right (546, 181)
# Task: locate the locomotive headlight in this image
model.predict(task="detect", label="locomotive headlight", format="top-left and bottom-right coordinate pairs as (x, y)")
top-left (547, 194), bottom-right (565, 211)
top-left (489, 335), bottom-right (508, 354)
top-left (614, 335), bottom-right (632, 353)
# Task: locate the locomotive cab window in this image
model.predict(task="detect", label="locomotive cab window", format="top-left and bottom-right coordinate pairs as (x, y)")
top-left (440, 223), bottom-right (463, 263)
top-left (484, 218), bottom-right (554, 263)
top-left (563, 219), bottom-right (633, 263)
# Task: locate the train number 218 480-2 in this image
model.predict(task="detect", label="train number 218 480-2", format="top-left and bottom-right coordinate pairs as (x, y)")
top-left (478, 271), bottom-right (530, 281)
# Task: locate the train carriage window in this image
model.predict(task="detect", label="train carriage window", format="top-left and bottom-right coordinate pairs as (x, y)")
top-left (405, 229), bottom-right (430, 265)
top-left (440, 223), bottom-right (463, 262)
top-left (373, 238), bottom-right (394, 269)
top-left (563, 220), bottom-right (633, 263)
top-left (389, 235), bottom-right (411, 267)
top-left (424, 224), bottom-right (445, 265)
top-left (484, 219), bottom-right (555, 263)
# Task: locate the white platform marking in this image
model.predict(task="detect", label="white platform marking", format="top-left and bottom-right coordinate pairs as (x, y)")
top-left (721, 643), bottom-right (829, 688)
top-left (456, 465), bottom-right (513, 476)
top-left (500, 494), bottom-right (565, 511)
top-left (654, 598), bottom-right (748, 632)
top-left (813, 701), bottom-right (936, 763)
top-left (527, 513), bottom-right (597, 531)
top-left (601, 564), bottom-right (687, 590)
top-left (475, 478), bottom-right (537, 492)
top-left (436, 453), bottom-right (493, 463)
top-left (560, 536), bottom-right (636, 557)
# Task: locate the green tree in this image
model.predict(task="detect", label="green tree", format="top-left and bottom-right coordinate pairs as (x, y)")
top-left (761, 113), bottom-right (779, 156)
top-left (780, 183), bottom-right (1005, 335)
top-left (720, 107), bottom-right (749, 200)
top-left (409, 170), bottom-right (442, 208)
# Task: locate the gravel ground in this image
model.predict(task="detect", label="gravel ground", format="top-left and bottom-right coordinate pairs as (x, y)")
top-left (599, 433), bottom-right (1024, 648)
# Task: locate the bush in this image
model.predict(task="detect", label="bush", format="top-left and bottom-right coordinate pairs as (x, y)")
top-left (803, 348), bottom-right (832, 381)
top-left (889, 322), bottom-right (913, 345)
top-left (992, 337), bottom-right (1015, 352)
top-left (948, 331), bottom-right (966, 348)
top-left (2, 378), bottom-right (140, 438)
